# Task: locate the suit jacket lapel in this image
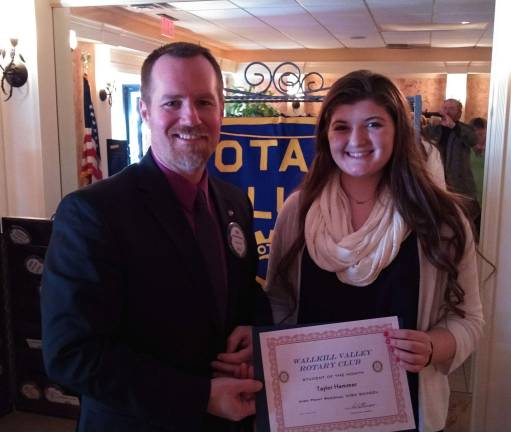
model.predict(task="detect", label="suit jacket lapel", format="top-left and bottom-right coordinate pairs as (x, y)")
top-left (136, 152), bottom-right (197, 265)
top-left (208, 177), bottom-right (241, 330)
top-left (136, 152), bottom-right (224, 332)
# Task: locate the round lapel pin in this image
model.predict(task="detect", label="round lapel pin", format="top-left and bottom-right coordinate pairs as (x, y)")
top-left (227, 222), bottom-right (247, 258)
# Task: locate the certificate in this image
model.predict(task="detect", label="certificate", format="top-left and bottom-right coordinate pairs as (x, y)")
top-left (254, 316), bottom-right (415, 432)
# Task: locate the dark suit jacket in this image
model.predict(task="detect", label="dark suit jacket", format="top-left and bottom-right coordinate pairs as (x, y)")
top-left (425, 122), bottom-right (477, 199)
top-left (41, 150), bottom-right (269, 432)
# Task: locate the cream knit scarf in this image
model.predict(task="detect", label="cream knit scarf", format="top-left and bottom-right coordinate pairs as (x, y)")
top-left (304, 173), bottom-right (410, 287)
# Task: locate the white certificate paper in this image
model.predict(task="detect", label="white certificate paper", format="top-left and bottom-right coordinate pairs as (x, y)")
top-left (258, 316), bottom-right (415, 432)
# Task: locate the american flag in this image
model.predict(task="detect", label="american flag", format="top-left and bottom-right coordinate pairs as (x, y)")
top-left (80, 75), bottom-right (103, 184)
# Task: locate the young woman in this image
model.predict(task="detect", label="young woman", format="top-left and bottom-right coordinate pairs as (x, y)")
top-left (265, 70), bottom-right (484, 432)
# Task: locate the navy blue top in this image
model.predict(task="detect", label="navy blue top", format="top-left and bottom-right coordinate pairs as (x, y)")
top-left (298, 232), bottom-right (420, 431)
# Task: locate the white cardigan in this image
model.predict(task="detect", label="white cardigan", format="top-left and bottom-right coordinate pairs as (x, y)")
top-left (264, 191), bottom-right (484, 432)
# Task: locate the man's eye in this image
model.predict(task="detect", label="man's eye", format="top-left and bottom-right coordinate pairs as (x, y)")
top-left (163, 100), bottom-right (180, 108)
top-left (199, 99), bottom-right (214, 106)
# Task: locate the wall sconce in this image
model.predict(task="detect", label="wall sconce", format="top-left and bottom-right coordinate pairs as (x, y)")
top-left (69, 30), bottom-right (77, 52)
top-left (99, 81), bottom-right (115, 106)
top-left (0, 38), bottom-right (28, 101)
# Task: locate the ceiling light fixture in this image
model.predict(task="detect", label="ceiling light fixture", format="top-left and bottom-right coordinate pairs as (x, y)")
top-left (380, 22), bottom-right (487, 32)
top-left (69, 30), bottom-right (77, 51)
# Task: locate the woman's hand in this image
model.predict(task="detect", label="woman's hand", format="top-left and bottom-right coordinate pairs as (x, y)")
top-left (384, 329), bottom-right (433, 373)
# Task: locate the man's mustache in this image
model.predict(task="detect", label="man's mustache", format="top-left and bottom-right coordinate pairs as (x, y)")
top-left (168, 126), bottom-right (208, 136)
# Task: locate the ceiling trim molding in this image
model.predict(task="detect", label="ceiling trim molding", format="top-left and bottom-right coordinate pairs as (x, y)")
top-left (70, 6), bottom-right (230, 57)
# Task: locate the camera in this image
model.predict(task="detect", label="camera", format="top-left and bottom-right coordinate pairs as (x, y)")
top-left (422, 111), bottom-right (442, 118)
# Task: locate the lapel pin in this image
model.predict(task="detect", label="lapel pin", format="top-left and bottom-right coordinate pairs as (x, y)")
top-left (227, 222), bottom-right (247, 258)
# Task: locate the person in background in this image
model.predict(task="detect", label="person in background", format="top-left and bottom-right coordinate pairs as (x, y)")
top-left (419, 114), bottom-right (446, 189)
top-left (424, 99), bottom-right (480, 227)
top-left (264, 70), bottom-right (483, 432)
top-left (41, 42), bottom-right (270, 432)
top-left (470, 117), bottom-right (487, 157)
top-left (469, 116), bottom-right (487, 235)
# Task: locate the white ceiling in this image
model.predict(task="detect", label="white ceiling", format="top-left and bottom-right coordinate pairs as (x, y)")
top-left (67, 0), bottom-right (494, 75)
top-left (123, 0), bottom-right (495, 50)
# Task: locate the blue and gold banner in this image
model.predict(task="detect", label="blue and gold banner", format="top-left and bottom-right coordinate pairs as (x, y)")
top-left (209, 117), bottom-right (317, 284)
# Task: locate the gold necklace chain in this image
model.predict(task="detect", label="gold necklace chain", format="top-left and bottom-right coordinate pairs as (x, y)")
top-left (345, 190), bottom-right (375, 205)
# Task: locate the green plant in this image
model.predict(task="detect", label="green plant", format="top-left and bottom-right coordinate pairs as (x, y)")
top-left (225, 87), bottom-right (280, 117)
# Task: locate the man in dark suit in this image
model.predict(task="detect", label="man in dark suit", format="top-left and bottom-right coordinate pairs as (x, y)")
top-left (41, 42), bottom-right (268, 431)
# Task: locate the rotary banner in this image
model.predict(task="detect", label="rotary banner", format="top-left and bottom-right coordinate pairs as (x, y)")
top-left (208, 117), bottom-right (317, 285)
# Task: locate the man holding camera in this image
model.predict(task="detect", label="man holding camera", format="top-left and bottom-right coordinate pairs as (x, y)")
top-left (425, 98), bottom-right (480, 227)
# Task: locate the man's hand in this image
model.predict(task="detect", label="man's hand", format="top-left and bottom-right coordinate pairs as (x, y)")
top-left (207, 377), bottom-right (263, 421)
top-left (439, 108), bottom-right (456, 128)
top-left (212, 326), bottom-right (253, 378)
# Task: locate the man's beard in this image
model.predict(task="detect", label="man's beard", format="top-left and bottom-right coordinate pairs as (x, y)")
top-left (167, 126), bottom-right (214, 172)
top-left (171, 145), bottom-right (211, 172)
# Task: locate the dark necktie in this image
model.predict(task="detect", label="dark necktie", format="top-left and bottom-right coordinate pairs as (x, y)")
top-left (194, 189), bottom-right (227, 324)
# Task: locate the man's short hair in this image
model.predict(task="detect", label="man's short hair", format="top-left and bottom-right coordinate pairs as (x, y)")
top-left (140, 42), bottom-right (224, 103)
top-left (469, 117), bottom-right (487, 130)
top-left (444, 98), bottom-right (463, 112)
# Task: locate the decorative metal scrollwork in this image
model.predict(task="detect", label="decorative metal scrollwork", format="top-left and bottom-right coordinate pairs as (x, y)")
top-left (225, 61), bottom-right (329, 103)
top-left (273, 62), bottom-right (302, 95)
top-left (302, 71), bottom-right (324, 93)
top-left (243, 61), bottom-right (272, 95)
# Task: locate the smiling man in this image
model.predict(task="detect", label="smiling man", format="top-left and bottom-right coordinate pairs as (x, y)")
top-left (41, 42), bottom-right (269, 432)
top-left (139, 49), bottom-right (223, 183)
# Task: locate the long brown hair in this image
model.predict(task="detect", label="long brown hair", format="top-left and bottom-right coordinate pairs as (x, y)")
top-left (277, 70), bottom-right (469, 319)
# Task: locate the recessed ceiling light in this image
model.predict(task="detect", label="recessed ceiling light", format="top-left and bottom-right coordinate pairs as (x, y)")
top-left (380, 22), bottom-right (487, 31)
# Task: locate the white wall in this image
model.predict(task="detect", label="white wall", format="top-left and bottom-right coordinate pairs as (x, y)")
top-left (110, 71), bottom-right (141, 141)
top-left (0, 0), bottom-right (61, 218)
top-left (0, 101), bottom-right (8, 217)
top-left (471, 0), bottom-right (511, 429)
top-left (53, 7), bottom-right (79, 198)
top-left (94, 44), bottom-right (112, 177)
